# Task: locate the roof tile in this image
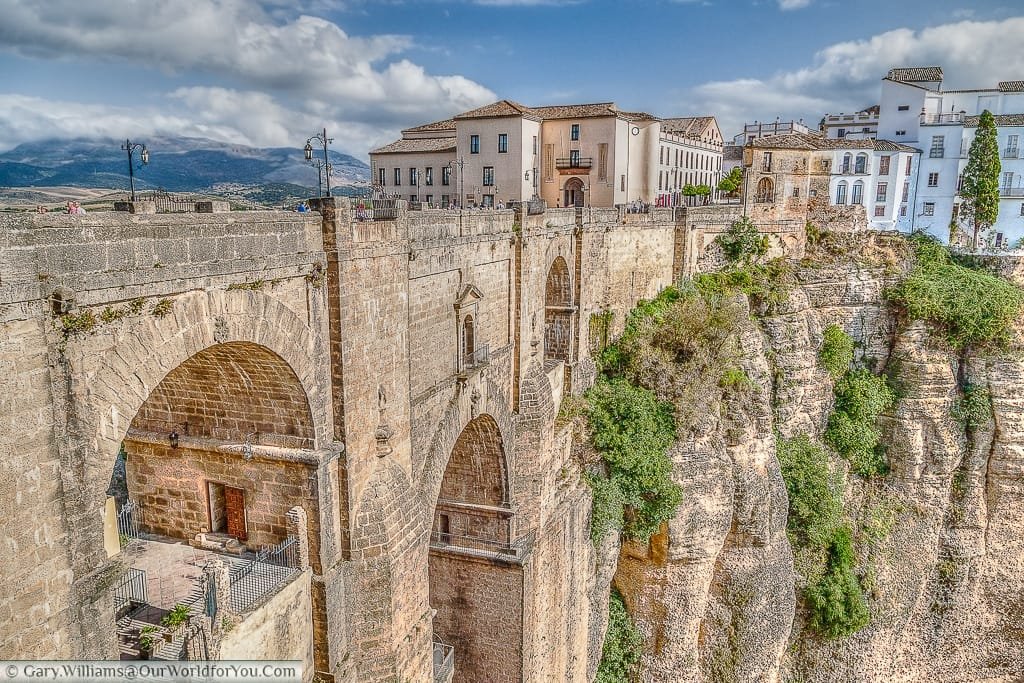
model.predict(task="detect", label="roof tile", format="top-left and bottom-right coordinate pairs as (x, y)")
top-left (886, 67), bottom-right (943, 83)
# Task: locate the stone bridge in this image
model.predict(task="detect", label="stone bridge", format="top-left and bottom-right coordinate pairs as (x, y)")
top-left (0, 200), bottom-right (803, 681)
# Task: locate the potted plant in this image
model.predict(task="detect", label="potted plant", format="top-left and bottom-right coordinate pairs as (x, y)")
top-left (138, 625), bottom-right (159, 660)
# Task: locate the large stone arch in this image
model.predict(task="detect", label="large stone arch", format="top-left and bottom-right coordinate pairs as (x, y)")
top-left (61, 288), bottom-right (332, 585)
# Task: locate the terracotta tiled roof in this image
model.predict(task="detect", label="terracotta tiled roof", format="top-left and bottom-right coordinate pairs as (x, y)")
top-left (661, 116), bottom-right (716, 137)
top-left (530, 102), bottom-right (618, 119)
top-left (370, 137), bottom-right (457, 154)
top-left (964, 114), bottom-right (1024, 127)
top-left (748, 133), bottom-right (916, 153)
top-left (402, 118), bottom-right (456, 134)
top-left (454, 100), bottom-right (537, 120)
top-left (886, 67), bottom-right (943, 83)
top-left (998, 81), bottom-right (1024, 92)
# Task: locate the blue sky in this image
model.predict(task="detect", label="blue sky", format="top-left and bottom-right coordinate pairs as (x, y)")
top-left (0, 0), bottom-right (1022, 159)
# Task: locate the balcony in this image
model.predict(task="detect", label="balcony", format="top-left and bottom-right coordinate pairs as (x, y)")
top-left (1005, 147), bottom-right (1020, 159)
top-left (433, 641), bottom-right (455, 683)
top-left (430, 529), bottom-right (535, 562)
top-left (556, 157), bottom-right (593, 170)
top-left (1000, 187), bottom-right (1024, 197)
top-left (921, 113), bottom-right (964, 125)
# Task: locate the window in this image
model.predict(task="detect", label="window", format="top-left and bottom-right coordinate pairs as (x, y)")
top-left (809, 189), bottom-right (817, 198)
top-left (930, 135), bottom-right (945, 158)
top-left (876, 182), bottom-right (888, 202)
top-left (533, 136), bottom-right (538, 155)
top-left (821, 159), bottom-right (831, 172)
top-left (957, 173), bottom-right (964, 192)
top-left (409, 168), bottom-right (417, 186)
top-left (1007, 135), bottom-right (1020, 158)
top-left (442, 166), bottom-right (451, 186)
top-left (874, 205), bottom-right (886, 217)
top-left (1003, 171), bottom-right (1014, 191)
top-left (620, 174), bottom-right (625, 192)
top-left (425, 167), bottom-right (433, 186)
top-left (854, 154), bottom-right (868, 174)
top-left (498, 133), bottom-right (508, 154)
top-left (841, 153), bottom-right (852, 174)
top-left (837, 128), bottom-right (846, 138)
top-left (793, 187), bottom-right (800, 198)
top-left (900, 205), bottom-right (907, 217)
top-left (898, 105), bottom-right (910, 111)
top-left (896, 130), bottom-right (907, 136)
top-left (394, 168), bottom-right (401, 186)
top-left (483, 166), bottom-right (494, 186)
top-left (905, 157), bottom-right (912, 175)
top-left (378, 167), bottom-right (386, 185)
top-left (570, 124), bottom-right (580, 141)
top-left (836, 181), bottom-right (848, 205)
top-left (441, 194), bottom-right (450, 207)
top-left (410, 194), bottom-right (417, 202)
top-left (598, 143), bottom-right (608, 181)
top-left (851, 181), bottom-right (864, 205)
top-left (902, 181), bottom-right (910, 201)
top-left (762, 152), bottom-right (772, 172)
top-left (755, 177), bottom-right (774, 203)
top-left (923, 202), bottom-right (935, 216)
top-left (425, 194), bottom-right (433, 205)
top-left (569, 149), bottom-right (581, 167)
top-left (996, 232), bottom-right (1005, 248)
top-left (470, 135), bottom-right (480, 154)
top-left (862, 127), bottom-right (871, 134)
top-left (928, 172), bottom-right (939, 187)
top-left (879, 155), bottom-right (891, 175)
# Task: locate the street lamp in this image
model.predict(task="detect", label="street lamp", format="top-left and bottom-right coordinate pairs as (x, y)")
top-left (121, 139), bottom-right (149, 202)
top-left (304, 128), bottom-right (334, 197)
top-left (446, 157), bottom-right (465, 208)
top-left (309, 158), bottom-right (332, 198)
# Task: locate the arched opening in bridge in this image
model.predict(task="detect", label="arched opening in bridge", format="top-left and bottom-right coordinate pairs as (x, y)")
top-left (755, 176), bottom-right (774, 203)
top-left (429, 414), bottom-right (521, 682)
top-left (544, 256), bottom-right (573, 365)
top-left (108, 342), bottom-right (319, 651)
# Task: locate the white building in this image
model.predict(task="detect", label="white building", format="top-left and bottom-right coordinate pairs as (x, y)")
top-left (821, 106), bottom-right (879, 140)
top-left (825, 139), bottom-right (920, 231)
top-left (870, 67), bottom-right (1024, 246)
top-left (732, 119), bottom-right (813, 146)
top-left (370, 101), bottom-right (723, 209)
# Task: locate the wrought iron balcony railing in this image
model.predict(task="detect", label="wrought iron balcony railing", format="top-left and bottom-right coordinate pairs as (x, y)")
top-left (555, 157), bottom-right (593, 169)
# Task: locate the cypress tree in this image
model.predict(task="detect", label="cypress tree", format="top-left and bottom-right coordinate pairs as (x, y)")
top-left (960, 110), bottom-right (1001, 250)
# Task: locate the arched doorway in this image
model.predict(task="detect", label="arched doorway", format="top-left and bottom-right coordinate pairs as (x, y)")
top-left (544, 256), bottom-right (573, 364)
top-left (563, 177), bottom-right (585, 208)
top-left (755, 177), bottom-right (774, 203)
top-left (429, 414), bottom-right (520, 682)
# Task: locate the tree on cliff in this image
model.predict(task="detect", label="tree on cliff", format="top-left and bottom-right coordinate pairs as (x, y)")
top-left (717, 167), bottom-right (743, 198)
top-left (960, 110), bottom-right (1001, 251)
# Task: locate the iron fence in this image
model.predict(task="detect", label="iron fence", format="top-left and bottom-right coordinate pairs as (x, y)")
top-left (228, 536), bottom-right (300, 613)
top-left (117, 499), bottom-right (142, 545)
top-left (433, 641), bottom-right (455, 682)
top-left (113, 568), bottom-right (148, 614)
top-left (429, 529), bottom-right (535, 559)
top-left (465, 343), bottom-right (490, 371)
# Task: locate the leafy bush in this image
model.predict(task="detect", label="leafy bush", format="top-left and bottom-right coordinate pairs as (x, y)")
top-left (887, 233), bottom-right (1024, 349)
top-left (825, 369), bottom-right (896, 476)
top-left (719, 367), bottom-right (753, 392)
top-left (597, 287), bottom-right (681, 376)
top-left (596, 589), bottom-right (643, 683)
top-left (585, 378), bottom-right (681, 542)
top-left (715, 216), bottom-right (769, 264)
top-left (777, 434), bottom-right (844, 547)
top-left (585, 472), bottom-right (625, 543)
top-left (819, 325), bottom-right (854, 380)
top-left (805, 526), bottom-right (870, 638)
top-left (952, 383), bottom-right (992, 431)
top-left (693, 258), bottom-right (794, 310)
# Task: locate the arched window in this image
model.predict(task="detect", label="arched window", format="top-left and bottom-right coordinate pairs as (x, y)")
top-left (544, 257), bottom-right (573, 363)
top-left (836, 181), bottom-right (848, 205)
top-left (855, 153), bottom-right (868, 174)
top-left (851, 181), bottom-right (864, 205)
top-left (842, 153), bottom-right (852, 174)
top-left (755, 177), bottom-right (774, 203)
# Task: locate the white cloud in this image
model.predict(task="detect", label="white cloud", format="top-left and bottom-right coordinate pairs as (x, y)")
top-left (685, 17), bottom-right (1024, 139)
top-left (0, 0), bottom-right (495, 154)
top-left (778, 0), bottom-right (811, 9)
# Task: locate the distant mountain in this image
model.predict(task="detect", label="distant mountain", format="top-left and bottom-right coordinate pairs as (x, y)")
top-left (0, 136), bottom-right (370, 194)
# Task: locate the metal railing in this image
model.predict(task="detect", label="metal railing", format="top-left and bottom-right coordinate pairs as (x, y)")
top-left (921, 113), bottom-right (964, 125)
top-left (117, 499), bottom-right (142, 545)
top-left (1000, 187), bottom-right (1024, 197)
top-left (556, 157), bottom-right (593, 169)
top-left (433, 641), bottom-right (455, 682)
top-left (464, 343), bottom-right (490, 371)
top-left (1004, 147), bottom-right (1019, 159)
top-left (929, 147), bottom-right (945, 158)
top-left (113, 568), bottom-right (148, 614)
top-left (429, 529), bottom-right (535, 559)
top-left (228, 536), bottom-right (300, 613)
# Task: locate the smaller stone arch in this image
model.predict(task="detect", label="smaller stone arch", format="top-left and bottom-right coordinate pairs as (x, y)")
top-left (544, 256), bottom-right (573, 363)
top-left (755, 177), bottom-right (774, 204)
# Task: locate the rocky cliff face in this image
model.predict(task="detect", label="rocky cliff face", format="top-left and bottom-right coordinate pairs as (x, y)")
top-left (603, 234), bottom-right (1024, 682)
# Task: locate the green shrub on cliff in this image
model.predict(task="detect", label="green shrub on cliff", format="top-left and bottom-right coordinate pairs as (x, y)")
top-left (819, 325), bottom-right (854, 380)
top-left (887, 233), bottom-right (1024, 350)
top-left (715, 216), bottom-right (768, 264)
top-left (805, 526), bottom-right (870, 638)
top-left (585, 377), bottom-right (681, 543)
top-left (825, 369), bottom-right (896, 476)
top-left (596, 589), bottom-right (643, 683)
top-left (952, 383), bottom-right (992, 432)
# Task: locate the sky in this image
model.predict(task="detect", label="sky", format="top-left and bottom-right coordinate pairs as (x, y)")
top-left (1, 0), bottom-right (1023, 161)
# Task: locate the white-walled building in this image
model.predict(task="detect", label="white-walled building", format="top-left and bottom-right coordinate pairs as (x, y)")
top-left (821, 106), bottom-right (879, 140)
top-left (731, 120), bottom-right (813, 146)
top-left (370, 100), bottom-right (723, 209)
top-left (862, 67), bottom-right (1024, 246)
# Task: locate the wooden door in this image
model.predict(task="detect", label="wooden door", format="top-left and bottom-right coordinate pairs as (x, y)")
top-left (224, 486), bottom-right (247, 541)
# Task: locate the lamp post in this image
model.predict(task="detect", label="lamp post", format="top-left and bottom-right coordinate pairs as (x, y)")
top-left (304, 128), bottom-right (334, 197)
top-left (309, 158), bottom-right (332, 198)
top-left (121, 139), bottom-right (149, 202)
top-left (447, 157), bottom-right (465, 208)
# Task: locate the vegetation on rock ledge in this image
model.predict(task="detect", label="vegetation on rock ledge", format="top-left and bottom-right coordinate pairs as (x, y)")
top-left (819, 325), bottom-right (854, 381)
top-left (596, 589), bottom-right (643, 683)
top-left (825, 369), bottom-right (896, 477)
